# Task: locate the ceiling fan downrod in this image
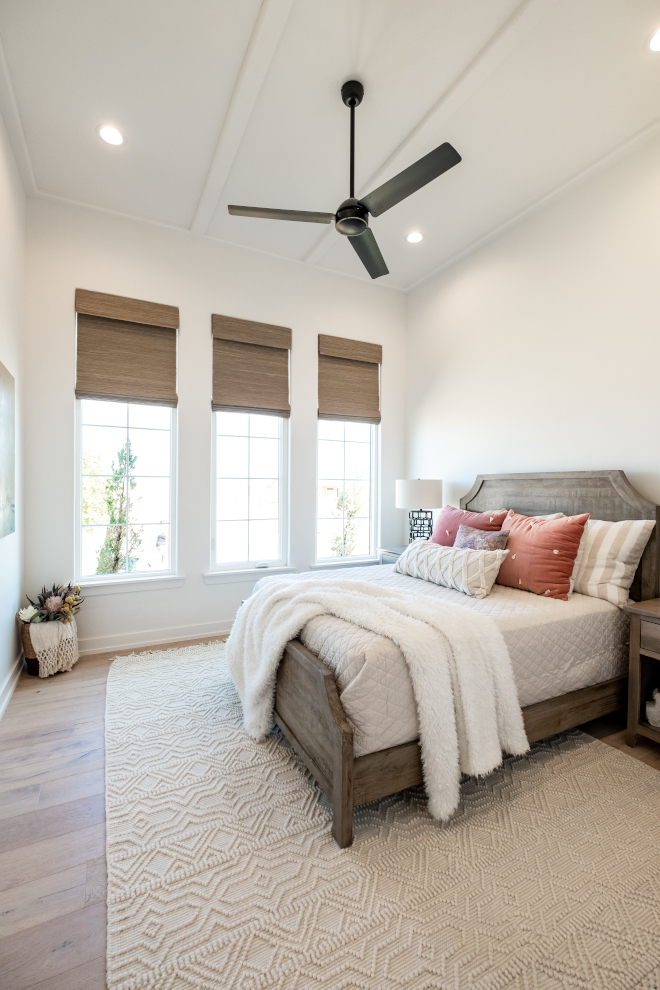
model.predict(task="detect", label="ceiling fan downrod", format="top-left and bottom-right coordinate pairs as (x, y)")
top-left (334, 80), bottom-right (369, 237)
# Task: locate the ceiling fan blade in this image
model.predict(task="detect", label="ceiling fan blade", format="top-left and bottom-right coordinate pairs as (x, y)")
top-left (360, 142), bottom-right (461, 217)
top-left (228, 205), bottom-right (334, 224)
top-left (348, 227), bottom-right (389, 279)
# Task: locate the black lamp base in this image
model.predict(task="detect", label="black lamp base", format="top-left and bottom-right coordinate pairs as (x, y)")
top-left (409, 509), bottom-right (433, 542)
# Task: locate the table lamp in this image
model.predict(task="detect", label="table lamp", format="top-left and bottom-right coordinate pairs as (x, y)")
top-left (395, 479), bottom-right (443, 542)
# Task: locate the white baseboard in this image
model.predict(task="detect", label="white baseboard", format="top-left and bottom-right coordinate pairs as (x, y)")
top-left (77, 618), bottom-right (234, 656)
top-left (0, 652), bottom-right (24, 721)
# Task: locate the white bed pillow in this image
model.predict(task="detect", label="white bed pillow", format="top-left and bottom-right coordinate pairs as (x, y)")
top-left (573, 518), bottom-right (656, 606)
top-left (394, 540), bottom-right (508, 600)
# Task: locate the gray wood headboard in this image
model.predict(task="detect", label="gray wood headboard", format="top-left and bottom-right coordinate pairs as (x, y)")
top-left (460, 470), bottom-right (660, 602)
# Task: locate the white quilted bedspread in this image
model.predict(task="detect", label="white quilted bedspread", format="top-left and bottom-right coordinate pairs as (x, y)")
top-left (282, 565), bottom-right (629, 757)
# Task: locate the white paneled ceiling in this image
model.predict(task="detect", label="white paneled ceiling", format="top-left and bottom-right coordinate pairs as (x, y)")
top-left (1, 0), bottom-right (660, 288)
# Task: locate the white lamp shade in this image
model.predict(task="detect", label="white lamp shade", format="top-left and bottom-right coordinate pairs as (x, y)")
top-left (395, 479), bottom-right (443, 509)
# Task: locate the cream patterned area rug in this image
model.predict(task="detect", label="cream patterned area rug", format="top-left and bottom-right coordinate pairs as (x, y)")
top-left (106, 643), bottom-right (660, 990)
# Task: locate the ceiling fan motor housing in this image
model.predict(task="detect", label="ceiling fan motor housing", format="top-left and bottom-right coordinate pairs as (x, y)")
top-left (335, 198), bottom-right (368, 235)
top-left (341, 80), bottom-right (364, 107)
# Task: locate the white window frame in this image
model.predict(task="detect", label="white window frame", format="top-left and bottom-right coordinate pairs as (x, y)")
top-left (210, 411), bottom-right (289, 573)
top-left (315, 421), bottom-right (380, 565)
top-left (74, 399), bottom-right (179, 585)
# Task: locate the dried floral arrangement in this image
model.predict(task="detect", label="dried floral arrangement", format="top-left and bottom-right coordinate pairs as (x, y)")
top-left (18, 584), bottom-right (84, 624)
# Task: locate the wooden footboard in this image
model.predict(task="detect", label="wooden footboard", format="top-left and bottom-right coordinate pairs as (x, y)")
top-left (274, 638), bottom-right (627, 848)
top-left (273, 640), bottom-right (354, 847)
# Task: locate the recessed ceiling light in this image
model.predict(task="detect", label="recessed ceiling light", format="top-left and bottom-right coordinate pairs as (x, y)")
top-left (406, 231), bottom-right (423, 243)
top-left (99, 125), bottom-right (123, 145)
top-left (651, 28), bottom-right (660, 51)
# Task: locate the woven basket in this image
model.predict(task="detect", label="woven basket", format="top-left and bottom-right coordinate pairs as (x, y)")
top-left (17, 615), bottom-right (40, 676)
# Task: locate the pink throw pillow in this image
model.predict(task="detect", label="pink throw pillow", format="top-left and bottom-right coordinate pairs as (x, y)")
top-left (495, 510), bottom-right (589, 601)
top-left (430, 506), bottom-right (508, 547)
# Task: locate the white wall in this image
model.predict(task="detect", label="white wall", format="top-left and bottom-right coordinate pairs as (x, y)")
top-left (0, 114), bottom-right (24, 714)
top-left (407, 130), bottom-right (660, 511)
top-left (24, 200), bottom-right (406, 653)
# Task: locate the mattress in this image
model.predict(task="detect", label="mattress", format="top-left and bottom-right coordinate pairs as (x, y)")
top-left (290, 565), bottom-right (629, 757)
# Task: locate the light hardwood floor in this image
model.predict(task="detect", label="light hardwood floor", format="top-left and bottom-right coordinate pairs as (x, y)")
top-left (1, 642), bottom-right (659, 990)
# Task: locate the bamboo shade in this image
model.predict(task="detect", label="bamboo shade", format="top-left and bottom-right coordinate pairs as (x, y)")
top-left (75, 288), bottom-right (178, 329)
top-left (212, 314), bottom-right (291, 417)
top-left (318, 334), bottom-right (381, 424)
top-left (75, 313), bottom-right (178, 407)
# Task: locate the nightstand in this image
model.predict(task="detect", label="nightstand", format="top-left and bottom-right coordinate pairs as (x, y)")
top-left (377, 545), bottom-right (408, 565)
top-left (624, 599), bottom-right (660, 747)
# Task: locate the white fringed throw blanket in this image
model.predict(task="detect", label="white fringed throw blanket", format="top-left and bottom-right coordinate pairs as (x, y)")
top-left (28, 618), bottom-right (79, 677)
top-left (226, 577), bottom-right (528, 820)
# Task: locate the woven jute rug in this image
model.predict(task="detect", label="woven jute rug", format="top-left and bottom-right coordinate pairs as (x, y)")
top-left (106, 642), bottom-right (660, 990)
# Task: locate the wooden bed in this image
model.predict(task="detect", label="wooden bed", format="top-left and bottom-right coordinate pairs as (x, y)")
top-left (273, 470), bottom-right (660, 847)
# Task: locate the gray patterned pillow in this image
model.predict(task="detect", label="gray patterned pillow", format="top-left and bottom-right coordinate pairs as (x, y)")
top-left (454, 524), bottom-right (510, 551)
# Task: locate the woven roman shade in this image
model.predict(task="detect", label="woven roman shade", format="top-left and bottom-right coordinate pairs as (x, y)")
top-left (75, 290), bottom-right (178, 406)
top-left (212, 314), bottom-right (292, 417)
top-left (318, 334), bottom-right (382, 424)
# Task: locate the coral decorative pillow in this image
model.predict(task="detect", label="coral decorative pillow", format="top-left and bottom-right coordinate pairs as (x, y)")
top-left (430, 506), bottom-right (508, 547)
top-left (496, 511), bottom-right (590, 600)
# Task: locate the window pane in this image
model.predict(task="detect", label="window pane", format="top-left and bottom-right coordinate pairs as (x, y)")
top-left (250, 479), bottom-right (278, 519)
top-left (81, 400), bottom-right (126, 427)
top-left (129, 404), bottom-right (171, 430)
top-left (347, 518), bottom-right (370, 556)
top-left (345, 442), bottom-right (370, 480)
top-left (216, 520), bottom-right (248, 563)
top-left (249, 520), bottom-right (279, 561)
top-left (127, 429), bottom-right (170, 476)
top-left (345, 481), bottom-right (370, 518)
top-left (345, 422), bottom-right (371, 442)
top-left (249, 438), bottom-right (279, 478)
top-left (249, 414), bottom-right (279, 438)
top-left (317, 518), bottom-right (343, 558)
top-left (128, 477), bottom-right (170, 525)
top-left (129, 524), bottom-right (169, 571)
top-left (82, 425), bottom-right (128, 476)
top-left (217, 436), bottom-right (248, 478)
top-left (83, 476), bottom-right (123, 526)
top-left (318, 420), bottom-right (344, 441)
top-left (318, 440), bottom-right (344, 479)
top-left (217, 479), bottom-right (248, 520)
top-left (216, 412), bottom-right (249, 436)
top-left (317, 482), bottom-right (343, 519)
top-left (82, 525), bottom-right (127, 575)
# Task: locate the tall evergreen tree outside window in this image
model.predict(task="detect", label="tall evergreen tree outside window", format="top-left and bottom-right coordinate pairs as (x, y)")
top-left (95, 441), bottom-right (142, 573)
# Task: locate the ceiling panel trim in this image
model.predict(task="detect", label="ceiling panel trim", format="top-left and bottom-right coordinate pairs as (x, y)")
top-left (190, 0), bottom-right (296, 236)
top-left (304, 0), bottom-right (561, 268)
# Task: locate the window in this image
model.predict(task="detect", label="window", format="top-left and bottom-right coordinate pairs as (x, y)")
top-left (78, 399), bottom-right (175, 578)
top-left (316, 420), bottom-right (376, 560)
top-left (214, 412), bottom-right (287, 568)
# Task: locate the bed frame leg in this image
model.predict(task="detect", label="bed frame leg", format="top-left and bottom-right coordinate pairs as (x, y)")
top-left (332, 735), bottom-right (354, 848)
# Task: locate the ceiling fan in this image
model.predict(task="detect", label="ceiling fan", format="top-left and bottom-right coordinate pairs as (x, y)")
top-left (228, 80), bottom-right (461, 279)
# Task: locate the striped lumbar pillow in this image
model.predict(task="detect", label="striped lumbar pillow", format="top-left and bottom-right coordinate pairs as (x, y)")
top-left (573, 518), bottom-right (656, 606)
top-left (394, 540), bottom-right (508, 599)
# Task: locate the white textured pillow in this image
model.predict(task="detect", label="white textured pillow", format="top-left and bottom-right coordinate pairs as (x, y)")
top-left (394, 540), bottom-right (508, 599)
top-left (574, 518), bottom-right (656, 606)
